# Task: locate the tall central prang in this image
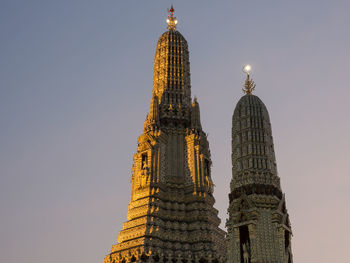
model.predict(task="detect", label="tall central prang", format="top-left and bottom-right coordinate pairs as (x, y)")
top-left (104, 7), bottom-right (226, 263)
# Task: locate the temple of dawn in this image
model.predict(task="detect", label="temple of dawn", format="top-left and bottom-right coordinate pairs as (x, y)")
top-left (104, 7), bottom-right (293, 263)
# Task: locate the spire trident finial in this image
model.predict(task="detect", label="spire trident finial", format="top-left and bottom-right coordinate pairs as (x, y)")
top-left (242, 64), bottom-right (256, 95)
top-left (166, 5), bottom-right (178, 30)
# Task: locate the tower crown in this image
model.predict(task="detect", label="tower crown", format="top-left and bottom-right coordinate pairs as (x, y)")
top-left (166, 5), bottom-right (178, 31)
top-left (242, 64), bottom-right (256, 95)
top-left (231, 94), bottom-right (281, 194)
top-left (151, 13), bottom-right (192, 128)
top-left (231, 66), bottom-right (280, 191)
top-left (227, 69), bottom-right (293, 263)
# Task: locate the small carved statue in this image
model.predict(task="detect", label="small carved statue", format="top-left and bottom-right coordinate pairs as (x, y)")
top-left (205, 175), bottom-right (213, 194)
top-left (285, 245), bottom-right (292, 263)
top-left (139, 173), bottom-right (150, 188)
top-left (242, 242), bottom-right (250, 263)
top-left (141, 158), bottom-right (147, 170)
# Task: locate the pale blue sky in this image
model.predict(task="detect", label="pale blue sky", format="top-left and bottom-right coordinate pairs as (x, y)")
top-left (1, 1), bottom-right (350, 262)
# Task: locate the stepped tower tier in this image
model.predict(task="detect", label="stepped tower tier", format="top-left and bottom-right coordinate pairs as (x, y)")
top-left (104, 7), bottom-right (226, 263)
top-left (227, 68), bottom-right (293, 263)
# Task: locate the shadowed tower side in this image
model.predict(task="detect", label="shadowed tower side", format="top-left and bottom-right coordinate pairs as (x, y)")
top-left (104, 7), bottom-right (226, 263)
top-left (226, 66), bottom-right (293, 263)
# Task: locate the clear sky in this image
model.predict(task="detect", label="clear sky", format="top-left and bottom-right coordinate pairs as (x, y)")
top-left (1, 1), bottom-right (349, 262)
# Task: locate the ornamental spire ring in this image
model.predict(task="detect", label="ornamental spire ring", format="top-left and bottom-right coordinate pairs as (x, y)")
top-left (166, 5), bottom-right (178, 31)
top-left (242, 64), bottom-right (256, 95)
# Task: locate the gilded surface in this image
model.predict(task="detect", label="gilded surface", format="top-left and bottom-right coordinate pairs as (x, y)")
top-left (104, 22), bottom-right (226, 263)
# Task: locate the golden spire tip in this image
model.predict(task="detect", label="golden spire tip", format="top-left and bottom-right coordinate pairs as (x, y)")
top-left (167, 5), bottom-right (177, 30)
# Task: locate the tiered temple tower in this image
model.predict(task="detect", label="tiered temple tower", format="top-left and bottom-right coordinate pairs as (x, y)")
top-left (104, 7), bottom-right (226, 263)
top-left (226, 67), bottom-right (293, 263)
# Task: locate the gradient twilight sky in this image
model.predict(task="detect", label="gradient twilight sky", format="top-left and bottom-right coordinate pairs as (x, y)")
top-left (1, 0), bottom-right (350, 262)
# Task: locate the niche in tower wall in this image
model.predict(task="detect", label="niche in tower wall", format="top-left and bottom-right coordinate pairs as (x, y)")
top-left (239, 225), bottom-right (251, 263)
top-left (204, 159), bottom-right (210, 177)
top-left (140, 253), bottom-right (149, 262)
top-left (141, 153), bottom-right (148, 169)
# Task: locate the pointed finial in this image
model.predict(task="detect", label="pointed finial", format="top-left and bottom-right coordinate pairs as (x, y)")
top-left (242, 64), bottom-right (256, 95)
top-left (166, 5), bottom-right (178, 31)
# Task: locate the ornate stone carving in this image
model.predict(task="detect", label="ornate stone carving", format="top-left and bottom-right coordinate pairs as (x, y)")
top-left (242, 243), bottom-right (250, 263)
top-left (104, 7), bottom-right (226, 263)
top-left (227, 91), bottom-right (293, 263)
